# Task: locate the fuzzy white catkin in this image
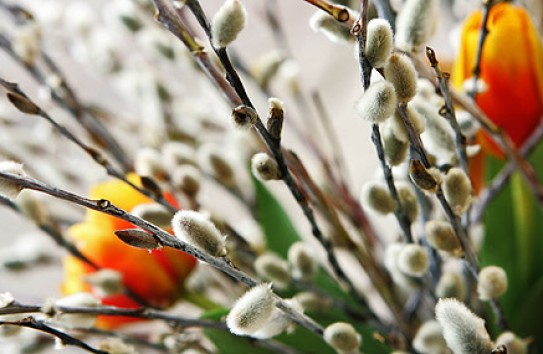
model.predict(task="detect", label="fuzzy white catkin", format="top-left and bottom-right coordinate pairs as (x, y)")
top-left (161, 141), bottom-right (196, 169)
top-left (287, 242), bottom-right (318, 281)
top-left (0, 161), bottom-right (26, 200)
top-left (309, 11), bottom-right (353, 44)
top-left (435, 298), bottom-right (494, 354)
top-left (397, 244), bottom-right (429, 277)
top-left (54, 293), bottom-right (101, 328)
top-left (384, 243), bottom-right (418, 290)
top-left (384, 53), bottom-right (418, 103)
top-left (397, 182), bottom-right (419, 222)
top-left (251, 153), bottom-right (281, 181)
top-left (131, 203), bottom-right (172, 229)
top-left (171, 210), bottom-right (226, 257)
top-left (254, 253), bottom-right (291, 289)
top-left (171, 165), bottom-right (201, 197)
top-left (365, 19), bottom-right (393, 68)
top-left (211, 0), bottom-right (247, 48)
top-left (226, 283), bottom-right (275, 336)
top-left (198, 144), bottom-right (236, 188)
top-left (0, 292), bottom-right (14, 308)
top-left (443, 168), bottom-right (472, 215)
top-left (390, 106), bottom-right (426, 143)
top-left (436, 271), bottom-right (466, 300)
top-left (496, 332), bottom-right (528, 354)
top-left (83, 269), bottom-right (123, 297)
top-left (383, 125), bottom-right (409, 166)
top-left (134, 148), bottom-right (165, 179)
top-left (323, 322), bottom-right (362, 352)
top-left (412, 320), bottom-right (448, 354)
top-left (395, 0), bottom-right (438, 52)
top-left (425, 220), bottom-right (462, 254)
top-left (477, 266), bottom-right (508, 300)
top-left (251, 298), bottom-right (301, 339)
top-left (360, 180), bottom-right (397, 215)
top-left (356, 81), bottom-right (397, 123)
top-left (99, 338), bottom-right (139, 354)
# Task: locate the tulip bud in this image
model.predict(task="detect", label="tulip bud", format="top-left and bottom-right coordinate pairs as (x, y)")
top-left (131, 203), bottom-right (173, 229)
top-left (230, 105), bottom-right (258, 130)
top-left (171, 165), bottom-right (201, 198)
top-left (211, 0), bottom-right (247, 48)
top-left (360, 180), bottom-right (397, 215)
top-left (397, 244), bottom-right (429, 277)
top-left (0, 292), bottom-right (14, 308)
top-left (287, 242), bottom-right (318, 281)
top-left (309, 11), bottom-right (353, 44)
top-left (395, 0), bottom-right (438, 52)
top-left (383, 125), bottom-right (409, 166)
top-left (356, 81), bottom-right (397, 123)
top-left (442, 167), bottom-right (472, 215)
top-left (384, 53), bottom-right (418, 103)
top-left (397, 182), bottom-right (419, 222)
top-left (425, 220), bottom-right (462, 254)
top-left (413, 320), bottom-right (448, 354)
top-left (477, 266), bottom-right (508, 300)
top-left (365, 19), bottom-right (393, 69)
top-left (172, 210), bottom-right (226, 257)
top-left (435, 298), bottom-right (494, 354)
top-left (254, 253), bottom-right (291, 289)
top-left (251, 153), bottom-right (281, 181)
top-left (0, 161), bottom-right (26, 200)
top-left (54, 293), bottom-right (101, 328)
top-left (324, 322), bottom-right (362, 352)
top-left (83, 269), bottom-right (124, 297)
top-left (436, 271), bottom-right (466, 300)
top-left (226, 283), bottom-right (275, 336)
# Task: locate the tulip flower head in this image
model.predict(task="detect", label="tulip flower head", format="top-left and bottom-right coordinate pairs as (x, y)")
top-left (452, 2), bottom-right (543, 156)
top-left (61, 174), bottom-right (197, 328)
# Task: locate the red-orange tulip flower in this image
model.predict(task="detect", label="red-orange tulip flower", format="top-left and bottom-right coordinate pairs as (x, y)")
top-left (452, 2), bottom-right (543, 157)
top-left (62, 174), bottom-right (197, 328)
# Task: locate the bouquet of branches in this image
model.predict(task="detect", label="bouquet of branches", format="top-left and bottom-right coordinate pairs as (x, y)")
top-left (0, 0), bottom-right (542, 353)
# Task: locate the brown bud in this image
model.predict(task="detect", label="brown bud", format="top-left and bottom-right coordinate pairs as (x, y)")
top-left (267, 98), bottom-right (284, 141)
top-left (6, 92), bottom-right (40, 115)
top-left (115, 229), bottom-right (161, 249)
top-left (410, 159), bottom-right (439, 193)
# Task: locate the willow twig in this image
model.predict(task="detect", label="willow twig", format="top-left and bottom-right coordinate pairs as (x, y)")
top-left (470, 0), bottom-right (495, 100)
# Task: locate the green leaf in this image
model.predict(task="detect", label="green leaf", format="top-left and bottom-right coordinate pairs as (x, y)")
top-left (252, 176), bottom-right (300, 257)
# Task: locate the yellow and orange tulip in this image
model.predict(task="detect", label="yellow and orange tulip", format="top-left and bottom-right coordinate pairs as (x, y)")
top-left (62, 174), bottom-right (197, 328)
top-left (452, 2), bottom-right (543, 157)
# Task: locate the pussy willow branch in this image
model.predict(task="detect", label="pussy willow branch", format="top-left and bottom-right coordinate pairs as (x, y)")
top-left (472, 119), bottom-right (543, 222)
top-left (0, 78), bottom-right (177, 214)
top-left (0, 317), bottom-right (108, 354)
top-left (302, 0), bottom-right (353, 22)
top-left (353, 2), bottom-right (414, 244)
top-left (0, 172), bottom-right (324, 337)
top-left (470, 0), bottom-right (495, 100)
top-left (72, 327), bottom-right (166, 352)
top-left (171, 0), bottom-right (371, 311)
top-left (0, 8), bottom-right (130, 172)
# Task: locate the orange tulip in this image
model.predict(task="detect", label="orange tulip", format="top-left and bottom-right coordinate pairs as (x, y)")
top-left (452, 2), bottom-right (543, 157)
top-left (62, 174), bottom-right (197, 328)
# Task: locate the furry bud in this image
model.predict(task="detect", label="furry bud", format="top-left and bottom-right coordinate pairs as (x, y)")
top-left (413, 320), bottom-right (448, 354)
top-left (410, 160), bottom-right (440, 193)
top-left (294, 292), bottom-right (332, 312)
top-left (267, 98), bottom-right (284, 140)
top-left (172, 210), bottom-right (226, 257)
top-left (16, 190), bottom-right (48, 225)
top-left (309, 11), bottom-right (353, 44)
top-left (0, 161), bottom-right (26, 200)
top-left (0, 292), bottom-right (14, 308)
top-left (395, 0), bottom-right (438, 52)
top-left (397, 244), bottom-right (429, 277)
top-left (435, 298), bottom-right (494, 354)
top-left (135, 148), bottom-right (166, 180)
top-left (198, 144), bottom-right (236, 188)
top-left (436, 271), bottom-right (466, 300)
top-left (83, 269), bottom-right (123, 297)
top-left (360, 180), bottom-right (397, 215)
top-left (384, 53), bottom-right (418, 103)
top-left (390, 106), bottom-right (426, 143)
top-left (397, 182), bottom-right (419, 222)
top-left (211, 0), bottom-right (247, 48)
top-left (131, 203), bottom-right (173, 229)
top-left (287, 242), bottom-right (318, 281)
top-left (54, 293), bottom-right (101, 328)
top-left (356, 81), bottom-right (397, 123)
top-left (442, 167), bottom-right (472, 215)
top-left (384, 243), bottom-right (418, 290)
top-left (252, 298), bottom-right (301, 339)
top-left (254, 253), bottom-right (291, 289)
top-left (425, 220), bottom-right (462, 254)
top-left (365, 19), bottom-right (393, 68)
top-left (226, 283), bottom-right (275, 336)
top-left (250, 51), bottom-right (285, 88)
top-left (324, 322), bottom-right (362, 352)
top-left (161, 142), bottom-right (197, 168)
top-left (230, 105), bottom-right (258, 130)
top-left (98, 338), bottom-right (138, 354)
top-left (495, 332), bottom-right (528, 354)
top-left (477, 266), bottom-right (508, 300)
top-left (383, 125), bottom-right (409, 166)
top-left (171, 165), bottom-right (201, 197)
top-left (251, 153), bottom-right (281, 181)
